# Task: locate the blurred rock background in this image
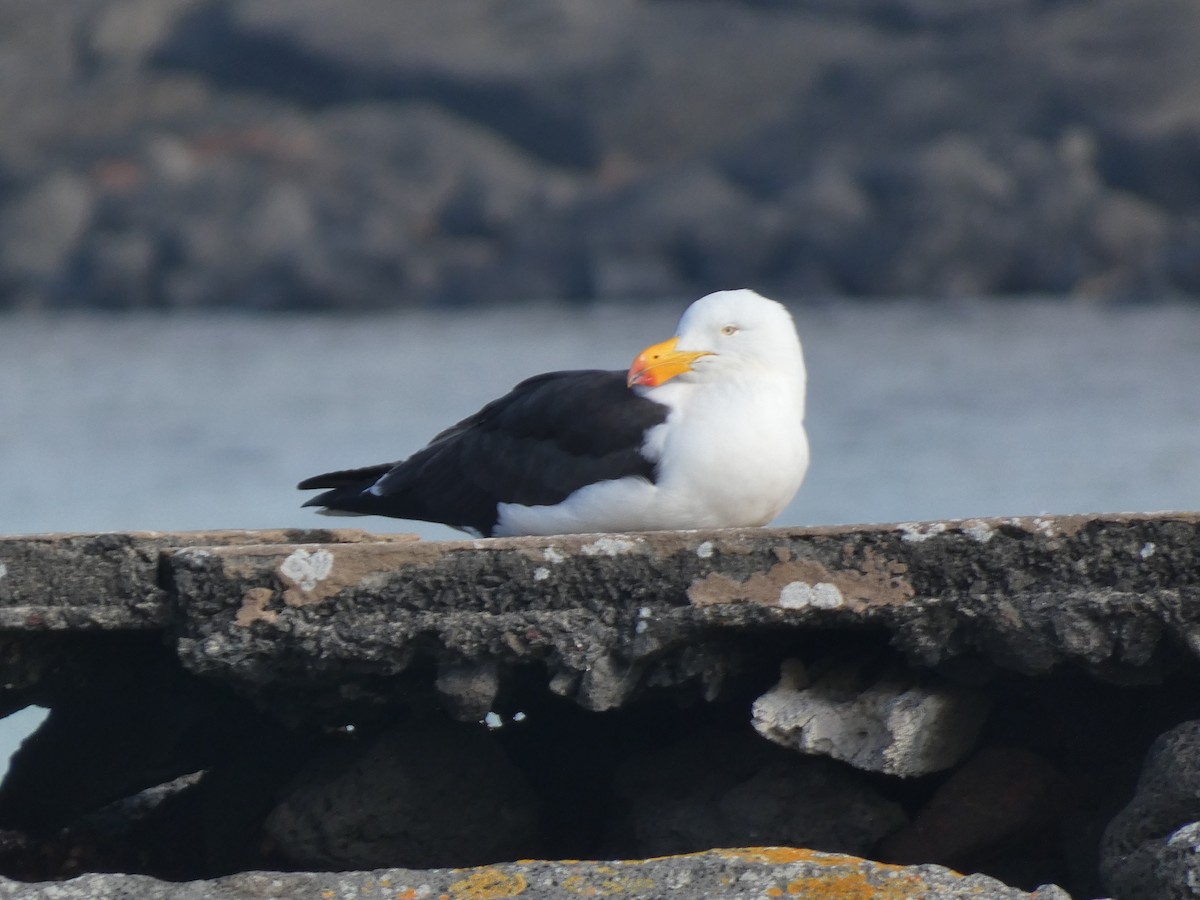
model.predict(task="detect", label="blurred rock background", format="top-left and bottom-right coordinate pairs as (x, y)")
top-left (1, 0), bottom-right (1198, 310)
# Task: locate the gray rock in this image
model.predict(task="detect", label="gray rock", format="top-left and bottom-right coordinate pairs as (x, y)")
top-left (752, 658), bottom-right (990, 777)
top-left (880, 747), bottom-right (1063, 872)
top-left (0, 173), bottom-right (94, 288)
top-left (1158, 822), bottom-right (1200, 900)
top-left (86, 0), bottom-right (196, 68)
top-left (434, 659), bottom-right (500, 721)
top-left (1101, 719), bottom-right (1200, 899)
top-left (4, 1), bottom-right (1200, 307)
top-left (0, 849), bottom-right (1072, 899)
top-left (263, 721), bottom-right (540, 869)
top-left (608, 729), bottom-right (906, 858)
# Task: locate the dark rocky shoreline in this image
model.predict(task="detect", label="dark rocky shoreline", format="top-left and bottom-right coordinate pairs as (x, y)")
top-left (2, 0), bottom-right (1199, 311)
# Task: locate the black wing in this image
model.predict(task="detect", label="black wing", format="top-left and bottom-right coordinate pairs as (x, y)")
top-left (298, 370), bottom-right (669, 535)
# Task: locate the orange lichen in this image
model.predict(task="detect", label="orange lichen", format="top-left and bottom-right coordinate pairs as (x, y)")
top-left (718, 847), bottom-right (823, 865)
top-left (711, 848), bottom-right (940, 899)
top-left (446, 868), bottom-right (528, 899)
top-left (559, 873), bottom-right (658, 895)
top-left (785, 868), bottom-right (927, 899)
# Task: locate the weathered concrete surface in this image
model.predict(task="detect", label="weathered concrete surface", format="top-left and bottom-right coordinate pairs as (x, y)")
top-left (2, 513), bottom-right (1197, 714)
top-left (0, 529), bottom-right (414, 630)
top-left (2, 513), bottom-right (1198, 895)
top-left (0, 847), bottom-right (1071, 899)
top-left (156, 513), bottom-right (1200, 713)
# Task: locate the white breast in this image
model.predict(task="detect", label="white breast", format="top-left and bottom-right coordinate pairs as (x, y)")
top-left (646, 376), bottom-right (809, 528)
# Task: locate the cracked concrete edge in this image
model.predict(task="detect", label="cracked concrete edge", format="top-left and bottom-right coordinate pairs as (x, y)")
top-left (0, 847), bottom-right (1071, 899)
top-left (0, 529), bottom-right (417, 629)
top-left (3, 513), bottom-right (1199, 678)
top-left (164, 513), bottom-right (1200, 684)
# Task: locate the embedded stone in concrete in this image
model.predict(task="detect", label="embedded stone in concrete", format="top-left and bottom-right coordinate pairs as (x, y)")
top-left (751, 658), bottom-right (990, 776)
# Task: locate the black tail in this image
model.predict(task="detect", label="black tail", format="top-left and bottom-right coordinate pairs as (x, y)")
top-left (297, 462), bottom-right (395, 492)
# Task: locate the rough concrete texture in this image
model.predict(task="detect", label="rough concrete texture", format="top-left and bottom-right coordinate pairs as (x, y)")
top-left (0, 529), bottom-right (414, 630)
top-left (4, 513), bottom-right (1200, 895)
top-left (0, 847), bottom-right (1072, 899)
top-left (1101, 719), bottom-right (1200, 899)
top-left (752, 658), bottom-right (990, 776)
top-left (155, 513), bottom-right (1200, 716)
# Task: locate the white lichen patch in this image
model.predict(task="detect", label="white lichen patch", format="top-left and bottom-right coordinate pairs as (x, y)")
top-left (962, 520), bottom-right (995, 543)
top-left (580, 536), bottom-right (639, 557)
top-left (695, 540), bottom-right (715, 558)
top-left (0, 561), bottom-right (7, 580)
top-left (779, 580), bottom-right (844, 609)
top-left (1032, 517), bottom-right (1058, 537)
top-left (543, 547), bottom-right (566, 564)
top-left (279, 548), bottom-right (334, 592)
top-left (898, 522), bottom-right (947, 543)
top-left (1140, 542), bottom-right (1157, 559)
top-left (533, 566), bottom-right (550, 581)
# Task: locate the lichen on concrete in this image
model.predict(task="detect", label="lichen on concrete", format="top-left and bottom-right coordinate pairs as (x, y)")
top-left (3, 513), bottom-right (1200, 896)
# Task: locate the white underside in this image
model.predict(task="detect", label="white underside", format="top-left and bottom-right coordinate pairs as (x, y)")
top-left (493, 374), bottom-right (808, 536)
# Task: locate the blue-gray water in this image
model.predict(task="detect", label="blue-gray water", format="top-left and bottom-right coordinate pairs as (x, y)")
top-left (2, 297), bottom-right (1199, 768)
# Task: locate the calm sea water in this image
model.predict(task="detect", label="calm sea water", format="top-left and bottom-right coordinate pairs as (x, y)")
top-left (2, 296), bottom-right (1199, 766)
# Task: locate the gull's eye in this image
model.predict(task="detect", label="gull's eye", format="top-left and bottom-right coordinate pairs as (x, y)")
top-left (720, 324), bottom-right (739, 336)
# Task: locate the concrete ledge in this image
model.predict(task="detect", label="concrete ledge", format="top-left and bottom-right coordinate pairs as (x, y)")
top-left (0, 529), bottom-right (415, 629)
top-left (4, 514), bottom-right (1196, 709)
top-left (2, 513), bottom-right (1200, 897)
top-left (157, 513), bottom-right (1200, 714)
